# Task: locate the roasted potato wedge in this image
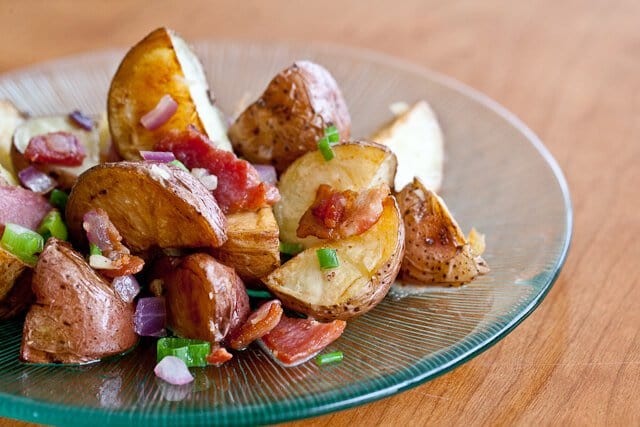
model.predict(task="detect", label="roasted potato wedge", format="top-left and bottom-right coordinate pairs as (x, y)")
top-left (274, 141), bottom-right (396, 248)
top-left (66, 161), bottom-right (227, 253)
top-left (156, 253), bottom-right (249, 343)
top-left (264, 196), bottom-right (404, 321)
top-left (396, 178), bottom-right (489, 285)
top-left (228, 60), bottom-right (351, 173)
top-left (0, 269), bottom-right (34, 320)
top-left (371, 101), bottom-right (444, 192)
top-left (0, 99), bottom-right (26, 175)
top-left (21, 239), bottom-right (137, 364)
top-left (0, 246), bottom-right (28, 302)
top-left (212, 207), bottom-right (280, 284)
top-left (11, 114), bottom-right (106, 189)
top-left (108, 27), bottom-right (231, 160)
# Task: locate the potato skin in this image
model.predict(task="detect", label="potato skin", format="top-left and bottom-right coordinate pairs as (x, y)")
top-left (0, 246), bottom-right (28, 302)
top-left (20, 239), bottom-right (137, 364)
top-left (212, 207), bottom-right (280, 285)
top-left (228, 61), bottom-right (351, 173)
top-left (0, 269), bottom-right (34, 320)
top-left (66, 161), bottom-right (227, 254)
top-left (158, 253), bottom-right (249, 343)
top-left (264, 196), bottom-right (404, 321)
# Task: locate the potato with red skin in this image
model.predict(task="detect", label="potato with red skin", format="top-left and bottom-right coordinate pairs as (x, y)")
top-left (21, 239), bottom-right (137, 364)
top-left (157, 254), bottom-right (250, 343)
top-left (228, 61), bottom-right (351, 173)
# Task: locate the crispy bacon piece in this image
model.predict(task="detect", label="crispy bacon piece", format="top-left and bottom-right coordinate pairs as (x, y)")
top-left (0, 186), bottom-right (52, 232)
top-left (24, 131), bottom-right (86, 166)
top-left (229, 300), bottom-right (283, 350)
top-left (260, 315), bottom-right (346, 366)
top-left (82, 209), bottom-right (144, 278)
top-left (297, 184), bottom-right (388, 239)
top-left (206, 346), bottom-right (233, 366)
top-left (155, 127), bottom-right (280, 214)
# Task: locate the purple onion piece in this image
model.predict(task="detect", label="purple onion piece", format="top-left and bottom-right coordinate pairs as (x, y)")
top-left (154, 356), bottom-right (194, 385)
top-left (140, 151), bottom-right (176, 163)
top-left (82, 210), bottom-right (111, 251)
top-left (69, 110), bottom-right (94, 131)
top-left (112, 275), bottom-right (141, 303)
top-left (134, 296), bottom-right (167, 337)
top-left (18, 166), bottom-right (57, 194)
top-left (252, 164), bottom-right (277, 185)
top-left (140, 95), bottom-right (178, 130)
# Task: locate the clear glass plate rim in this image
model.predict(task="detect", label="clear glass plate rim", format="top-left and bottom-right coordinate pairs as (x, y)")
top-left (0, 40), bottom-right (573, 426)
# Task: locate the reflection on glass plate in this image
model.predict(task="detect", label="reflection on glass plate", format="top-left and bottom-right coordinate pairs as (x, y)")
top-left (0, 41), bottom-right (571, 426)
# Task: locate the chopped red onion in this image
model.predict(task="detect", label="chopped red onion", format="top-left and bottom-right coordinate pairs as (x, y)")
top-left (140, 151), bottom-right (176, 163)
top-left (134, 296), bottom-right (166, 337)
top-left (69, 110), bottom-right (94, 131)
top-left (140, 95), bottom-right (178, 130)
top-left (112, 275), bottom-right (140, 303)
top-left (83, 210), bottom-right (111, 251)
top-left (252, 164), bottom-right (277, 185)
top-left (18, 167), bottom-right (57, 193)
top-left (154, 356), bottom-right (194, 385)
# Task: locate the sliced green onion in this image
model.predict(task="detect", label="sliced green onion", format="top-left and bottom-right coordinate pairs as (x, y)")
top-left (315, 351), bottom-right (343, 366)
top-left (89, 243), bottom-right (103, 256)
top-left (246, 289), bottom-right (273, 299)
top-left (37, 210), bottom-right (68, 241)
top-left (49, 189), bottom-right (68, 211)
top-left (157, 337), bottom-right (211, 367)
top-left (316, 248), bottom-right (339, 270)
top-left (169, 159), bottom-right (189, 171)
top-left (324, 124), bottom-right (339, 143)
top-left (0, 223), bottom-right (44, 265)
top-left (317, 138), bottom-right (334, 161)
top-left (279, 241), bottom-right (303, 255)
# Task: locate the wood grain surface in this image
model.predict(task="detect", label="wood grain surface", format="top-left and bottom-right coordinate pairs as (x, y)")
top-left (0, 0), bottom-right (638, 425)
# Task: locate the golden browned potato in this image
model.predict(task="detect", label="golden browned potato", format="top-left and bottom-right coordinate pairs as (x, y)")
top-left (274, 141), bottom-right (397, 248)
top-left (11, 114), bottom-right (107, 189)
top-left (264, 196), bottom-right (404, 321)
top-left (0, 269), bottom-right (34, 320)
top-left (370, 100), bottom-right (444, 192)
top-left (0, 99), bottom-right (26, 175)
top-left (66, 161), bottom-right (227, 253)
top-left (396, 178), bottom-right (489, 285)
top-left (0, 247), bottom-right (29, 302)
top-left (21, 238), bottom-right (137, 364)
top-left (228, 60), bottom-right (351, 173)
top-left (212, 207), bottom-right (280, 284)
top-left (108, 27), bottom-right (231, 160)
top-left (156, 253), bottom-right (249, 343)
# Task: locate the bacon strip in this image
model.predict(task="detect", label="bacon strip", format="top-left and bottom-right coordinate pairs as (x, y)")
top-left (24, 131), bottom-right (86, 166)
top-left (155, 127), bottom-right (280, 214)
top-left (260, 315), bottom-right (346, 366)
top-left (229, 300), bottom-right (283, 350)
top-left (82, 209), bottom-right (144, 278)
top-left (206, 346), bottom-right (233, 366)
top-left (297, 184), bottom-right (388, 240)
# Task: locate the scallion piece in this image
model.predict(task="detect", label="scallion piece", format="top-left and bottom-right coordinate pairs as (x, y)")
top-left (246, 289), bottom-right (273, 299)
top-left (157, 337), bottom-right (211, 367)
top-left (169, 159), bottom-right (189, 172)
top-left (0, 223), bottom-right (44, 265)
top-left (279, 241), bottom-right (303, 255)
top-left (324, 124), bottom-right (339, 143)
top-left (49, 189), bottom-right (69, 211)
top-left (316, 248), bottom-right (339, 270)
top-left (315, 351), bottom-right (343, 366)
top-left (317, 138), bottom-right (334, 161)
top-left (89, 243), bottom-right (102, 256)
top-left (37, 210), bottom-right (68, 241)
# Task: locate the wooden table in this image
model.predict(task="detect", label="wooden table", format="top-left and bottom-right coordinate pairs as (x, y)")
top-left (0, 0), bottom-right (638, 425)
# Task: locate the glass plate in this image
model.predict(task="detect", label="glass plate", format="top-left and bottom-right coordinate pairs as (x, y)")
top-left (0, 41), bottom-right (571, 426)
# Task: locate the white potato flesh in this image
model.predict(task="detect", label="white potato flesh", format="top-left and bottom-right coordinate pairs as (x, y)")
top-left (0, 99), bottom-right (26, 174)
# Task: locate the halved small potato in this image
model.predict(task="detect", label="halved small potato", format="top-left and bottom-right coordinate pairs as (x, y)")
top-left (228, 60), bottom-right (351, 173)
top-left (274, 141), bottom-right (396, 248)
top-left (371, 101), bottom-right (444, 192)
top-left (212, 207), bottom-right (280, 284)
top-left (0, 99), bottom-right (26, 175)
top-left (396, 178), bottom-right (488, 285)
top-left (264, 196), bottom-right (404, 321)
top-left (108, 27), bottom-right (231, 160)
top-left (11, 114), bottom-right (106, 189)
top-left (66, 161), bottom-right (227, 253)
